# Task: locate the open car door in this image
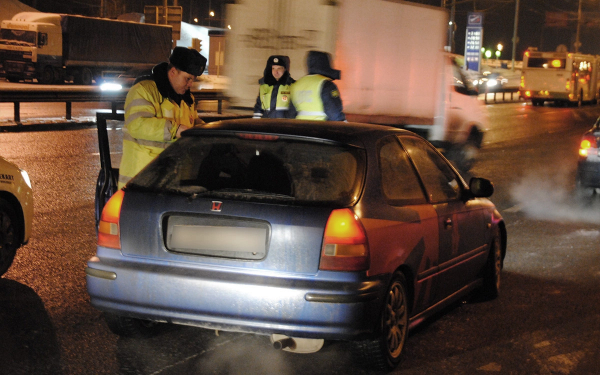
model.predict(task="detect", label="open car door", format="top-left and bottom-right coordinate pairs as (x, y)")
top-left (95, 112), bottom-right (124, 228)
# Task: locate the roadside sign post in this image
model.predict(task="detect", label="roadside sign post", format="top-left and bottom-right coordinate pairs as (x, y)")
top-left (465, 12), bottom-right (483, 72)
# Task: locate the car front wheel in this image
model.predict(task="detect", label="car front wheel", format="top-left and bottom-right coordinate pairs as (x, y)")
top-left (0, 198), bottom-right (21, 276)
top-left (480, 227), bottom-right (503, 300)
top-left (354, 272), bottom-right (409, 371)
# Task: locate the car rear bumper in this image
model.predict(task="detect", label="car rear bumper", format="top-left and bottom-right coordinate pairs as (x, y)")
top-left (577, 158), bottom-right (600, 187)
top-left (85, 247), bottom-right (387, 340)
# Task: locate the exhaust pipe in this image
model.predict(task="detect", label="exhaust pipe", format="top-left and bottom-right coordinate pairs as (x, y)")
top-left (272, 337), bottom-right (296, 350)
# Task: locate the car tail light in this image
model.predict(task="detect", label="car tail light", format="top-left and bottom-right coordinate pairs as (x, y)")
top-left (319, 208), bottom-right (369, 271)
top-left (97, 190), bottom-right (124, 249)
top-left (579, 135), bottom-right (598, 157)
top-left (236, 133), bottom-right (279, 141)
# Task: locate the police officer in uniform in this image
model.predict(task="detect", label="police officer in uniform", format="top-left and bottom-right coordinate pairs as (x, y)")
top-left (253, 55), bottom-right (295, 119)
top-left (289, 51), bottom-right (345, 121)
top-left (118, 47), bottom-right (207, 189)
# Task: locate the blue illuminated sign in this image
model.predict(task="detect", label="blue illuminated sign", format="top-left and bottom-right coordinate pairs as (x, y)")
top-left (464, 12), bottom-right (483, 72)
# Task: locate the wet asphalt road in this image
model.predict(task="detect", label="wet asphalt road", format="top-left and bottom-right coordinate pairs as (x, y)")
top-left (1, 100), bottom-right (599, 374)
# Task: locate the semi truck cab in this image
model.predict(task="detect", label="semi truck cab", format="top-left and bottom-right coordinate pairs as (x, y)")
top-left (0, 12), bottom-right (62, 84)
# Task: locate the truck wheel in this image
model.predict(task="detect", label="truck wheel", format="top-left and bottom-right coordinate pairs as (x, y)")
top-left (447, 139), bottom-right (479, 173)
top-left (6, 76), bottom-right (20, 83)
top-left (39, 66), bottom-right (55, 85)
top-left (80, 68), bottom-right (93, 85)
top-left (0, 198), bottom-right (21, 276)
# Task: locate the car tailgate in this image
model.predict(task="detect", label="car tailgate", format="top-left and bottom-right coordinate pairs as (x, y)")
top-left (118, 191), bottom-right (332, 275)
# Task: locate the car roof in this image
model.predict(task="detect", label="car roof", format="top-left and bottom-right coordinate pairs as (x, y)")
top-left (184, 118), bottom-right (414, 145)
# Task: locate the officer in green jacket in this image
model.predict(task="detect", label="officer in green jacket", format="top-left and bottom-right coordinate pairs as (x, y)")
top-left (253, 55), bottom-right (295, 119)
top-left (118, 47), bottom-right (207, 189)
top-left (289, 51), bottom-right (345, 121)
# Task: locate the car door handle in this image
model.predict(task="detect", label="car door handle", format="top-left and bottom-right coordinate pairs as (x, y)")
top-left (444, 218), bottom-right (453, 229)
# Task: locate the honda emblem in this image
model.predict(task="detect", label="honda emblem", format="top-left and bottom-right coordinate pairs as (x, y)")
top-left (211, 201), bottom-right (222, 212)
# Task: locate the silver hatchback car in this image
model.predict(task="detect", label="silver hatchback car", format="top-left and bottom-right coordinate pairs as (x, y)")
top-left (86, 118), bottom-right (506, 371)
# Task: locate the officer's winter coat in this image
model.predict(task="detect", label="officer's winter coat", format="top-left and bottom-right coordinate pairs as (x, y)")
top-left (289, 51), bottom-right (345, 121)
top-left (253, 56), bottom-right (295, 119)
top-left (118, 62), bottom-right (198, 188)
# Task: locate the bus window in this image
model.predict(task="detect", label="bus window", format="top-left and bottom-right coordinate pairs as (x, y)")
top-left (527, 58), bottom-right (566, 69)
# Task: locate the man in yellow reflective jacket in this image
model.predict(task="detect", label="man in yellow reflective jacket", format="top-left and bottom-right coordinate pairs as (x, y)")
top-left (253, 55), bottom-right (295, 119)
top-left (118, 47), bottom-right (207, 189)
top-left (289, 51), bottom-right (345, 121)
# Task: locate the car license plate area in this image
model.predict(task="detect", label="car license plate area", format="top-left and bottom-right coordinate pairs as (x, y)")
top-left (165, 215), bottom-right (269, 260)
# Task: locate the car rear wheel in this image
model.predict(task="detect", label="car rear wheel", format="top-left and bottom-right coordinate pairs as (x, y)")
top-left (480, 227), bottom-right (502, 300)
top-left (103, 312), bottom-right (159, 338)
top-left (0, 199), bottom-right (21, 276)
top-left (354, 272), bottom-right (409, 371)
top-left (575, 177), bottom-right (598, 201)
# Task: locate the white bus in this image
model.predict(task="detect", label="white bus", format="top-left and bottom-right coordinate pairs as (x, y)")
top-left (520, 50), bottom-right (600, 106)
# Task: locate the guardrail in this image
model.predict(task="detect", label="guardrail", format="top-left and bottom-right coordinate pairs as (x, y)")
top-left (483, 87), bottom-right (522, 104)
top-left (0, 86), bottom-right (227, 124)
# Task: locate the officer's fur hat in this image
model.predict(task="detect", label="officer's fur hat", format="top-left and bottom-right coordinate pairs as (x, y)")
top-left (262, 55), bottom-right (292, 85)
top-left (307, 51), bottom-right (340, 80)
top-left (169, 47), bottom-right (207, 76)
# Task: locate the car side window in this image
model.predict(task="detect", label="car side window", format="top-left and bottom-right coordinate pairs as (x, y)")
top-left (399, 136), bottom-right (462, 203)
top-left (378, 136), bottom-right (427, 205)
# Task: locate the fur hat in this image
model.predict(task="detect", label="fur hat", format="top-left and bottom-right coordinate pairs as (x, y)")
top-left (307, 51), bottom-right (340, 80)
top-left (169, 47), bottom-right (207, 76)
top-left (268, 55), bottom-right (290, 70)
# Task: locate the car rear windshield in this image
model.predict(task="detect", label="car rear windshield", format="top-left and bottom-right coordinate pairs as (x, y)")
top-left (128, 134), bottom-right (366, 206)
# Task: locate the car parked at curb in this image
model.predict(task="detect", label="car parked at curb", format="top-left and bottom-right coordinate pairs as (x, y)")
top-left (0, 155), bottom-right (33, 276)
top-left (576, 117), bottom-right (600, 197)
top-left (86, 118), bottom-right (506, 371)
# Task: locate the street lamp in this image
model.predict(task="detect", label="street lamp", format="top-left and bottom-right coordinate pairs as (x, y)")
top-left (497, 43), bottom-right (503, 52)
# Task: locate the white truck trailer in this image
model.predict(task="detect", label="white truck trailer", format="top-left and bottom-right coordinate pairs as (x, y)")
top-left (225, 0), bottom-right (487, 170)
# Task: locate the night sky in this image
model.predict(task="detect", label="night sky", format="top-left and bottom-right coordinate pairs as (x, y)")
top-left (15, 0), bottom-right (600, 60)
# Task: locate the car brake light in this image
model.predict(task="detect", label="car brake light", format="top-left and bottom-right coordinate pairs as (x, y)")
top-left (97, 190), bottom-right (124, 249)
top-left (236, 133), bottom-right (279, 141)
top-left (579, 135), bottom-right (598, 157)
top-left (319, 208), bottom-right (369, 271)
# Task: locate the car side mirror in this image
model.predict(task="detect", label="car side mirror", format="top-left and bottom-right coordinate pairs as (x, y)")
top-left (469, 177), bottom-right (494, 198)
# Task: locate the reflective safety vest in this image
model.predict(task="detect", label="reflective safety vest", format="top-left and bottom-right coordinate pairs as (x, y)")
top-left (290, 74), bottom-right (330, 120)
top-left (259, 83), bottom-right (292, 113)
top-left (118, 80), bottom-right (197, 189)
